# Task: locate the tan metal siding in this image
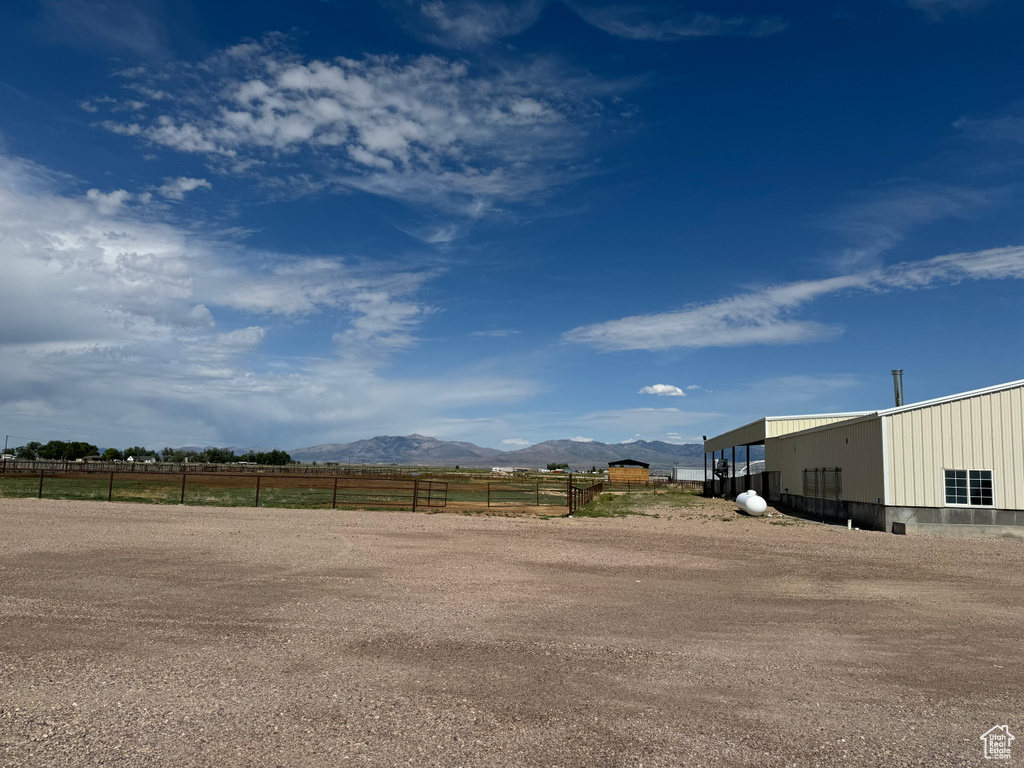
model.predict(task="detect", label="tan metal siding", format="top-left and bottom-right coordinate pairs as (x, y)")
top-left (886, 384), bottom-right (1024, 509)
top-left (764, 416), bottom-right (863, 438)
top-left (705, 414), bottom-right (866, 454)
top-left (768, 418), bottom-right (885, 504)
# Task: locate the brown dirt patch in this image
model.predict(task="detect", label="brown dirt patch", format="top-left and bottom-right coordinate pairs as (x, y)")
top-left (1, 496), bottom-right (1021, 767)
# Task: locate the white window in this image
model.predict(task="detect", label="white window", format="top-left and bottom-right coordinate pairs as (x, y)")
top-left (943, 469), bottom-right (993, 506)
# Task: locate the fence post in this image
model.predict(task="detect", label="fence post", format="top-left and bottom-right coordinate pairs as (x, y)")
top-left (255, 475), bottom-right (261, 507)
top-left (536, 481), bottom-right (539, 506)
top-left (412, 478), bottom-right (419, 512)
top-left (487, 482), bottom-right (491, 508)
top-left (567, 477), bottom-right (572, 514)
top-left (108, 471), bottom-right (114, 501)
top-left (180, 473), bottom-right (187, 504)
top-left (38, 469), bottom-right (44, 499)
top-left (332, 477), bottom-right (338, 509)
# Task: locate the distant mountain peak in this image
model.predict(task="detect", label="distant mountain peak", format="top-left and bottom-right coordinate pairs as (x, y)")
top-left (288, 433), bottom-right (751, 469)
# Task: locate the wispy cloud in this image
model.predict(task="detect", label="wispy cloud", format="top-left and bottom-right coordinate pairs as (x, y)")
top-left (564, 246), bottom-right (1024, 351)
top-left (564, 3), bottom-right (787, 41)
top-left (954, 106), bottom-right (1024, 148)
top-left (40, 0), bottom-right (172, 58)
top-left (904, 0), bottom-right (988, 21)
top-left (470, 329), bottom-right (521, 337)
top-left (387, 0), bottom-right (786, 47)
top-left (0, 151), bottom-right (535, 446)
top-left (158, 176), bottom-right (211, 200)
top-left (94, 37), bottom-right (625, 216)
top-left (638, 384), bottom-right (686, 397)
top-left (391, 0), bottom-right (549, 47)
top-left (825, 182), bottom-right (996, 272)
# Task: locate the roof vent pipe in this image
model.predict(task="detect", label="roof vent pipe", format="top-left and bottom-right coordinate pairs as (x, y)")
top-left (892, 369), bottom-right (904, 407)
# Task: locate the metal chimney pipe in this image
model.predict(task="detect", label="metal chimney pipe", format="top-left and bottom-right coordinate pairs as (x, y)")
top-left (892, 369), bottom-right (904, 407)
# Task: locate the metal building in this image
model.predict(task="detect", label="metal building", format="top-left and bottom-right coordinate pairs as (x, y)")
top-left (707, 378), bottom-right (1024, 537)
top-left (703, 412), bottom-right (869, 498)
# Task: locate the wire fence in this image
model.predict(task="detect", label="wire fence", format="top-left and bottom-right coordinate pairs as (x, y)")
top-left (0, 468), bottom-right (447, 511)
top-left (0, 465), bottom-right (608, 514)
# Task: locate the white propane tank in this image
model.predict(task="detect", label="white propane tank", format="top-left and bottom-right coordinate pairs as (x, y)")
top-left (744, 492), bottom-right (767, 516)
top-left (735, 490), bottom-right (752, 510)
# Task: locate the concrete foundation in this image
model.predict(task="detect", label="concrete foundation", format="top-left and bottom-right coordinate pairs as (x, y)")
top-left (778, 493), bottom-right (1024, 538)
top-left (892, 522), bottom-right (1024, 539)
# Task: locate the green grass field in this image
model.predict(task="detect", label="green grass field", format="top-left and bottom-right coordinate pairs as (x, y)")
top-left (572, 487), bottom-right (699, 518)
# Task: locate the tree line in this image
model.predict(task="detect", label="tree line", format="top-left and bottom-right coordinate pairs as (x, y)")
top-left (9, 441), bottom-right (292, 465)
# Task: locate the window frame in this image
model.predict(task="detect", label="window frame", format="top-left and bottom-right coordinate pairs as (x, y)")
top-left (942, 468), bottom-right (995, 507)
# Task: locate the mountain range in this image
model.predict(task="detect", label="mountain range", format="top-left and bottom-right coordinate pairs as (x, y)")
top-left (289, 434), bottom-right (764, 470)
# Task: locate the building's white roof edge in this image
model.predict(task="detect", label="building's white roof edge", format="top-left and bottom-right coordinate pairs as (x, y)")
top-left (771, 411), bottom-right (883, 440)
top-left (765, 411), bottom-right (873, 422)
top-left (878, 378), bottom-right (1024, 417)
top-left (705, 412), bottom-right (871, 449)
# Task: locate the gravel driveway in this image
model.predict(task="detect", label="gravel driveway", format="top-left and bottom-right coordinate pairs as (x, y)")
top-left (1, 496), bottom-right (1021, 767)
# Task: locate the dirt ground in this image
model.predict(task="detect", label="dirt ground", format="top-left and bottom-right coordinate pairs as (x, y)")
top-left (1, 495), bottom-right (1021, 767)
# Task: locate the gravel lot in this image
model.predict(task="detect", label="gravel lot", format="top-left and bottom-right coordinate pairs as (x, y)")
top-left (1, 495), bottom-right (1022, 767)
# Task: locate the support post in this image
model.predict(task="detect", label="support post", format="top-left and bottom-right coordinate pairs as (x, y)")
top-left (731, 446), bottom-right (736, 498)
top-left (108, 471), bottom-right (114, 501)
top-left (332, 477), bottom-right (338, 509)
top-left (38, 469), bottom-right (44, 499)
top-left (413, 478), bottom-right (419, 513)
top-left (180, 473), bottom-right (187, 504)
top-left (255, 475), bottom-right (261, 507)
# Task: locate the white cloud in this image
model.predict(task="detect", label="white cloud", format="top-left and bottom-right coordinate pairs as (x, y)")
top-left (638, 384), bottom-right (686, 397)
top-left (85, 187), bottom-right (132, 214)
top-left (387, 0), bottom-right (787, 47)
top-left (471, 329), bottom-right (520, 337)
top-left (904, 0), bottom-right (987, 20)
top-left (564, 246), bottom-right (1024, 351)
top-left (406, 0), bottom-right (549, 47)
top-left (158, 176), bottom-right (212, 200)
top-left (564, 3), bottom-right (787, 41)
top-left (41, 0), bottom-right (171, 57)
top-left (825, 182), bottom-right (995, 272)
top-left (94, 38), bottom-right (623, 215)
top-left (0, 151), bottom-right (536, 448)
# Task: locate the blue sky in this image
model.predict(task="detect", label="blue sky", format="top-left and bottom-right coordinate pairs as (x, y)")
top-left (1, 0), bottom-right (1023, 452)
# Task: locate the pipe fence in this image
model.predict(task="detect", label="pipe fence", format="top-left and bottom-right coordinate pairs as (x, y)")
top-left (0, 467), bottom-right (447, 511)
top-left (0, 465), bottom-right (613, 514)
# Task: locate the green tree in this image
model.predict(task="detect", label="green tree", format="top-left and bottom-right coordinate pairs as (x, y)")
top-left (38, 441), bottom-right (98, 460)
top-left (547, 462), bottom-right (570, 471)
top-left (162, 447), bottom-right (198, 463)
top-left (197, 447), bottom-right (238, 464)
top-left (243, 449), bottom-right (292, 466)
top-left (101, 448), bottom-right (123, 461)
top-left (122, 446), bottom-right (158, 460)
top-left (14, 442), bottom-right (42, 460)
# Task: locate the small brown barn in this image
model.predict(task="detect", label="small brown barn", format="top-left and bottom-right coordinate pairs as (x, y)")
top-left (608, 459), bottom-right (650, 484)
